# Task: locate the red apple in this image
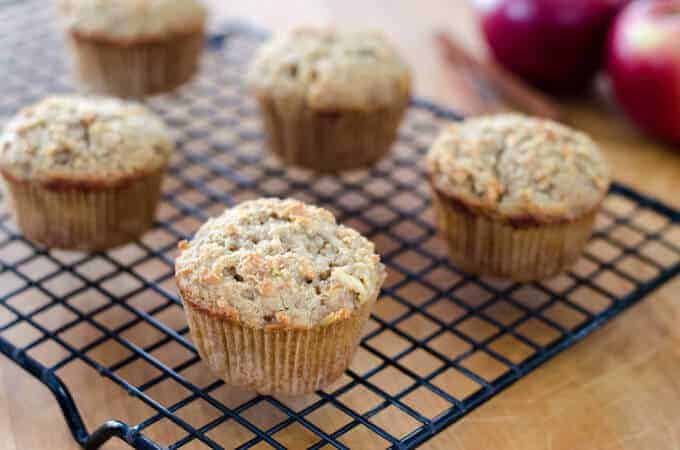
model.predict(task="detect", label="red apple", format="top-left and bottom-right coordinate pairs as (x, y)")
top-left (607, 0), bottom-right (680, 143)
top-left (476, 0), bottom-right (629, 93)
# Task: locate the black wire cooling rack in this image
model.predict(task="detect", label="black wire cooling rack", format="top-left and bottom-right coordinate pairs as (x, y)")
top-left (1, 2), bottom-right (679, 449)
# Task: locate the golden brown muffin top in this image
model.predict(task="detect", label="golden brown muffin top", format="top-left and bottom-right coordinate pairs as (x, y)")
top-left (246, 27), bottom-right (411, 112)
top-left (57, 0), bottom-right (206, 41)
top-left (175, 198), bottom-right (386, 329)
top-left (0, 96), bottom-right (172, 188)
top-left (426, 114), bottom-right (610, 225)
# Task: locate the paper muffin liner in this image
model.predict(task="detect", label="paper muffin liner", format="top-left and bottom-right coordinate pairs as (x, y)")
top-left (68, 30), bottom-right (204, 98)
top-left (181, 292), bottom-right (375, 396)
top-left (255, 96), bottom-right (409, 172)
top-left (2, 171), bottom-right (164, 251)
top-left (431, 188), bottom-right (598, 281)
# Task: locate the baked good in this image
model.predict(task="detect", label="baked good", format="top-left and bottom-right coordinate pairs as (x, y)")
top-left (0, 95), bottom-right (173, 250)
top-left (175, 198), bottom-right (386, 395)
top-left (246, 28), bottom-right (411, 172)
top-left (58, 0), bottom-right (207, 97)
top-left (425, 114), bottom-right (610, 281)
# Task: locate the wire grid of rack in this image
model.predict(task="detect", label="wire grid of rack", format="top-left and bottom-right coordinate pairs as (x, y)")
top-left (0, 2), bottom-right (679, 449)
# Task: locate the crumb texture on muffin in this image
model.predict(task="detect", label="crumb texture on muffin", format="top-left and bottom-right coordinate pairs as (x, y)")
top-left (57, 0), bottom-right (206, 40)
top-left (247, 28), bottom-right (411, 111)
top-left (0, 96), bottom-right (172, 187)
top-left (426, 114), bottom-right (610, 224)
top-left (175, 198), bottom-right (386, 328)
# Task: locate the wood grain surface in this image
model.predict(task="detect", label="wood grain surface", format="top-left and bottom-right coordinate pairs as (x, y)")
top-left (1, 1), bottom-right (679, 450)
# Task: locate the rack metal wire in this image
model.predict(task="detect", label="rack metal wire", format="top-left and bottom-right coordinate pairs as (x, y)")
top-left (0, 2), bottom-right (678, 449)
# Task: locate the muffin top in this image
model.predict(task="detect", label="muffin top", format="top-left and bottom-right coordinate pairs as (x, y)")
top-left (57, 0), bottom-right (207, 41)
top-left (0, 96), bottom-right (172, 188)
top-left (175, 198), bottom-right (386, 329)
top-left (426, 114), bottom-right (610, 225)
top-left (246, 28), bottom-right (411, 112)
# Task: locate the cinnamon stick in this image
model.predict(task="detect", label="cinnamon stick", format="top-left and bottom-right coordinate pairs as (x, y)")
top-left (435, 31), bottom-right (563, 121)
top-left (439, 56), bottom-right (507, 116)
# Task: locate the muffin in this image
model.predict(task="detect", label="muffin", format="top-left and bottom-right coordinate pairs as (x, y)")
top-left (0, 95), bottom-right (173, 251)
top-left (425, 114), bottom-right (610, 281)
top-left (175, 198), bottom-right (386, 395)
top-left (57, 0), bottom-right (207, 97)
top-left (246, 28), bottom-right (411, 172)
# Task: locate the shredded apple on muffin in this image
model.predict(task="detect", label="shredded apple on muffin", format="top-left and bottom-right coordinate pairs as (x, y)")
top-left (58, 0), bottom-right (207, 97)
top-left (247, 27), bottom-right (411, 172)
top-left (426, 113), bottom-right (610, 281)
top-left (0, 95), bottom-right (172, 250)
top-left (175, 198), bottom-right (386, 395)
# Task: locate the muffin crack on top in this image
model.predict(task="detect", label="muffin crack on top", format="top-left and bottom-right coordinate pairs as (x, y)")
top-left (246, 28), bottom-right (411, 112)
top-left (0, 96), bottom-right (173, 188)
top-left (426, 114), bottom-right (610, 224)
top-left (175, 198), bottom-right (386, 328)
